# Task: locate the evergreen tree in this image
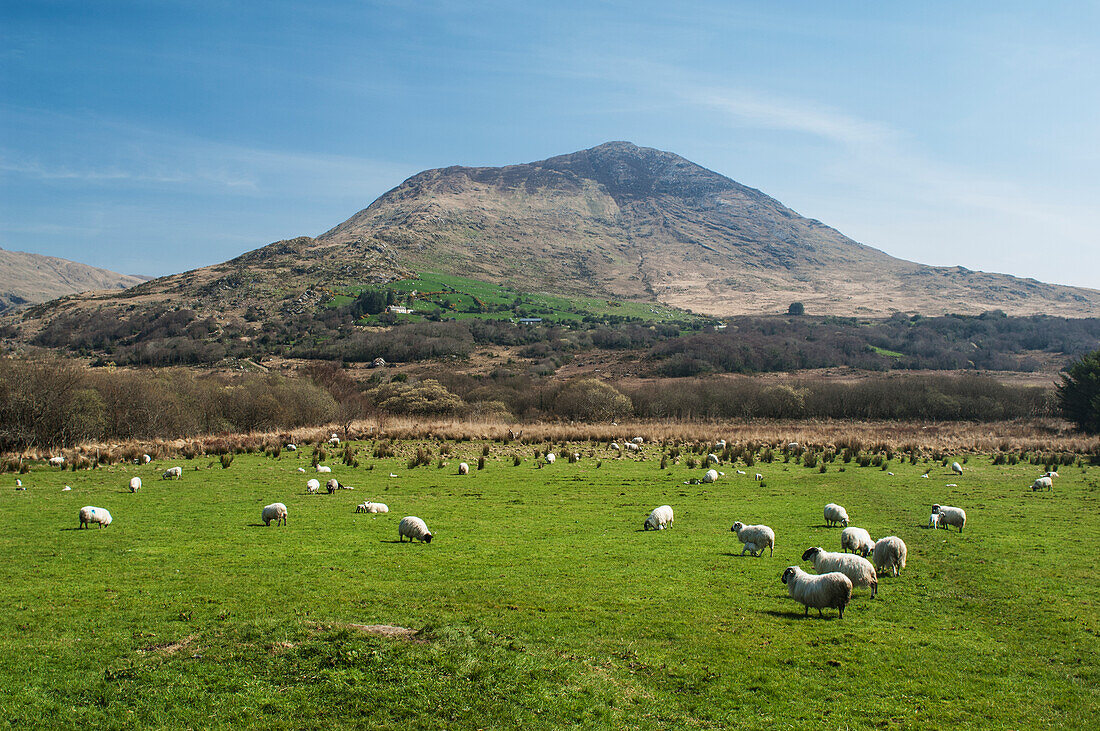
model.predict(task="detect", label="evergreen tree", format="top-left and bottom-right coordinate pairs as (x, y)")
top-left (1056, 349), bottom-right (1100, 433)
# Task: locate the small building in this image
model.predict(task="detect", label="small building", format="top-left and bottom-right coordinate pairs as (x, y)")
top-left (387, 305), bottom-right (412, 315)
top-left (517, 317), bottom-right (543, 325)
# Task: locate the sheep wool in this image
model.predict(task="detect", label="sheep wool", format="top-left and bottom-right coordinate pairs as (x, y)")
top-left (1031, 477), bottom-right (1053, 492)
top-left (840, 527), bottom-right (875, 557)
top-left (731, 521), bottom-right (775, 557)
top-left (316, 465), bottom-right (332, 473)
top-left (326, 478), bottom-right (339, 494)
top-left (702, 469), bottom-right (719, 484)
top-left (79, 506), bottom-right (112, 529)
top-left (128, 477), bottom-right (141, 493)
top-left (802, 547), bottom-right (878, 597)
top-left (872, 536), bottom-right (908, 577)
top-left (932, 504), bottom-right (966, 533)
top-left (262, 503), bottom-right (288, 526)
top-left (545, 453), bottom-right (556, 464)
top-left (951, 462), bottom-right (963, 475)
top-left (781, 566), bottom-right (852, 619)
top-left (398, 516), bottom-right (432, 543)
top-left (306, 479), bottom-right (320, 494)
top-left (162, 466), bottom-right (183, 480)
top-left (823, 503), bottom-right (850, 527)
top-left (644, 505), bottom-right (674, 531)
top-left (49, 456), bottom-right (65, 467)
top-left (459, 462), bottom-right (470, 475)
top-left (357, 501), bottom-right (389, 514)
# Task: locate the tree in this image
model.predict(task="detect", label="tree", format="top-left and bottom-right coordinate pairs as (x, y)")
top-left (554, 378), bottom-right (633, 421)
top-left (787, 302), bottom-right (805, 316)
top-left (1056, 349), bottom-right (1100, 433)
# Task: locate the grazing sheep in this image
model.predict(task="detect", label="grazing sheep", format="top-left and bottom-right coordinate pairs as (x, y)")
top-left (631, 437), bottom-right (645, 444)
top-left (61, 485), bottom-right (70, 491)
top-left (262, 502), bottom-right (288, 526)
top-left (644, 505), bottom-right (674, 531)
top-left (129, 477), bottom-right (141, 493)
top-left (872, 536), bottom-right (908, 577)
top-left (840, 527), bottom-right (875, 557)
top-left (15, 479), bottom-right (21, 487)
top-left (715, 439), bottom-right (726, 449)
top-left (326, 478), bottom-right (339, 494)
top-left (928, 512), bottom-right (943, 530)
top-left (545, 453), bottom-right (556, 464)
top-left (932, 504), bottom-right (966, 533)
top-left (951, 462), bottom-right (963, 475)
top-left (162, 466), bottom-right (183, 480)
top-left (699, 469), bottom-right (718, 484)
top-left (297, 467), bottom-right (306, 473)
top-left (286, 444), bottom-right (297, 451)
top-left (731, 521), bottom-right (775, 557)
top-left (49, 456), bottom-right (65, 467)
top-left (79, 506), bottom-right (112, 529)
top-left (787, 442), bottom-right (800, 452)
top-left (624, 442), bottom-right (641, 452)
top-left (306, 478), bottom-right (320, 494)
top-left (316, 465), bottom-right (331, 473)
top-left (781, 566), bottom-right (852, 619)
top-left (801, 547), bottom-right (878, 597)
top-left (610, 442), bottom-right (621, 451)
top-left (823, 503), bottom-right (850, 527)
top-left (459, 462), bottom-right (470, 475)
top-left (755, 473), bottom-right (764, 481)
top-left (398, 516), bottom-right (432, 543)
top-left (1031, 476), bottom-right (1053, 492)
top-left (1045, 470), bottom-right (1059, 479)
top-left (142, 454), bottom-right (152, 464)
top-left (707, 453), bottom-right (719, 465)
top-left (357, 501), bottom-right (389, 514)
top-left (736, 469), bottom-right (746, 475)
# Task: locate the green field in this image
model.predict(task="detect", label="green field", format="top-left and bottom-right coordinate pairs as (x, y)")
top-left (2, 444), bottom-right (1098, 728)
top-left (335, 272), bottom-right (704, 327)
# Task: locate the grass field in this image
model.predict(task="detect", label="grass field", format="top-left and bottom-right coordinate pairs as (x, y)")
top-left (2, 442), bottom-right (1098, 729)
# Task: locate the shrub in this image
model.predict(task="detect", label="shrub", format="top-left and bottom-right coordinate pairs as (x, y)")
top-left (553, 379), bottom-right (633, 422)
top-left (219, 453), bottom-right (234, 469)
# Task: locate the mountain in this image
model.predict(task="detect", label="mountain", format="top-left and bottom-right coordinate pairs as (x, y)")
top-left (0, 247), bottom-right (147, 314)
top-left (7, 141), bottom-right (1100, 351)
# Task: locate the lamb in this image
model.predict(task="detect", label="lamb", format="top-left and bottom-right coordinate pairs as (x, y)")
top-left (781, 566), bottom-right (852, 619)
top-left (297, 467), bottom-right (306, 473)
top-left (932, 504), bottom-right (966, 533)
top-left (840, 527), bottom-right (875, 557)
top-left (61, 485), bottom-right (70, 491)
top-left (79, 506), bottom-right (112, 529)
top-left (316, 465), bottom-right (332, 473)
top-left (702, 468), bottom-right (719, 484)
top-left (306, 478), bottom-right (320, 494)
top-left (707, 453), bottom-right (720, 464)
top-left (545, 453), bottom-right (556, 464)
top-left (49, 456), bottom-right (65, 467)
top-left (736, 469), bottom-right (746, 475)
top-left (928, 512), bottom-right (942, 530)
top-left (262, 502), bottom-right (288, 526)
top-left (1031, 476), bottom-right (1053, 492)
top-left (326, 478), bottom-right (339, 494)
top-left (872, 536), bottom-right (908, 577)
top-left (731, 521), bottom-right (775, 557)
top-left (129, 477), bottom-right (141, 493)
top-left (459, 462), bottom-right (470, 475)
top-left (356, 501), bottom-right (389, 514)
top-left (951, 462), bottom-right (963, 475)
top-left (398, 516), bottom-right (432, 542)
top-left (162, 466), bottom-right (182, 480)
top-left (823, 503), bottom-right (850, 527)
top-left (801, 547), bottom-right (878, 597)
top-left (644, 505), bottom-right (674, 531)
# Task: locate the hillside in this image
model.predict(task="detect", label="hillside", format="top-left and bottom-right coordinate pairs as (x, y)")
top-left (0, 247), bottom-right (147, 314)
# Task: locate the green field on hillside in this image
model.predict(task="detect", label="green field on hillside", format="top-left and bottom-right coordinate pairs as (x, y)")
top-left (332, 272), bottom-right (704, 327)
top-left (2, 444), bottom-right (1097, 728)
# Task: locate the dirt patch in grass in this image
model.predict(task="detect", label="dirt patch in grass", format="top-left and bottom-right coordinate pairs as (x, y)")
top-left (348, 623), bottom-right (424, 642)
top-left (140, 634), bottom-right (196, 655)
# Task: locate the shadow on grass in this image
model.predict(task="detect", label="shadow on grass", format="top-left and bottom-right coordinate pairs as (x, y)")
top-left (719, 552), bottom-right (770, 558)
top-left (760, 609), bottom-right (843, 621)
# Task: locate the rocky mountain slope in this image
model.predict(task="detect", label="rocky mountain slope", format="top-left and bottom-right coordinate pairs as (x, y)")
top-left (0, 247), bottom-right (147, 314)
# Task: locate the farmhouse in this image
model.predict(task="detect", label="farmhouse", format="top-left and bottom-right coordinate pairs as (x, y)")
top-left (517, 317), bottom-right (543, 324)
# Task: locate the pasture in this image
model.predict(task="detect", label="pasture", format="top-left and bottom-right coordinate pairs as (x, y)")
top-left (1, 442), bottom-right (1098, 729)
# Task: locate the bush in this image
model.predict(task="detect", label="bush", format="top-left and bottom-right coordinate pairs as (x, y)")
top-left (1057, 349), bottom-right (1100, 433)
top-left (553, 379), bottom-right (633, 422)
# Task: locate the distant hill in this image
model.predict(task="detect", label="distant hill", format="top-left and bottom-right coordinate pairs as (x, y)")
top-left (0, 247), bottom-right (147, 314)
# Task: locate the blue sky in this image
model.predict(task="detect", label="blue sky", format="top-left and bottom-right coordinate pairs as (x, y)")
top-left (2, 1), bottom-right (1098, 289)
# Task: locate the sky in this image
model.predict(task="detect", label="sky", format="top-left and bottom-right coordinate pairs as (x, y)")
top-left (2, 1), bottom-right (1098, 288)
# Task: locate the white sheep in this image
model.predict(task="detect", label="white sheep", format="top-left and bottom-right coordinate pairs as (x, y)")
top-left (702, 469), bottom-right (719, 484)
top-left (79, 506), bottom-right (112, 529)
top-left (262, 502), bottom-right (288, 526)
top-left (15, 479), bottom-right (21, 487)
top-left (742, 542), bottom-right (761, 556)
top-left (928, 512), bottom-right (942, 530)
top-left (823, 503), bottom-right (850, 527)
top-left (398, 516), bottom-right (432, 542)
top-left (932, 504), bottom-right (966, 533)
top-left (787, 442), bottom-right (800, 452)
top-left (545, 453), bottom-right (556, 464)
top-left (715, 439), bottom-right (726, 449)
top-left (49, 456), bottom-right (65, 467)
top-left (1045, 470), bottom-right (1059, 479)
top-left (316, 465), bottom-right (331, 473)
top-left (731, 521), bottom-right (775, 557)
top-left (755, 473), bottom-right (763, 481)
top-left (624, 442), bottom-right (641, 452)
top-left (781, 566), bottom-right (852, 619)
top-left (736, 469), bottom-right (746, 475)
top-left (326, 478), bottom-right (339, 494)
top-left (951, 461), bottom-right (963, 475)
top-left (1031, 476), bottom-right (1053, 492)
top-left (129, 476), bottom-right (141, 493)
top-left (801, 547), bottom-right (878, 597)
top-left (62, 485), bottom-right (70, 491)
top-left (162, 466), bottom-right (182, 480)
top-left (286, 444), bottom-right (297, 451)
top-left (610, 442), bottom-right (621, 451)
top-left (306, 478), bottom-right (320, 494)
top-left (297, 467), bottom-right (306, 473)
top-left (644, 505), bottom-right (674, 531)
top-left (707, 453), bottom-right (719, 464)
top-left (631, 437), bottom-right (645, 444)
top-left (142, 454), bottom-right (152, 464)
top-left (459, 462), bottom-right (470, 475)
top-left (840, 527), bottom-right (875, 557)
top-left (328, 437), bottom-right (340, 446)
top-left (357, 501), bottom-right (389, 514)
top-left (872, 536), bottom-right (908, 577)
